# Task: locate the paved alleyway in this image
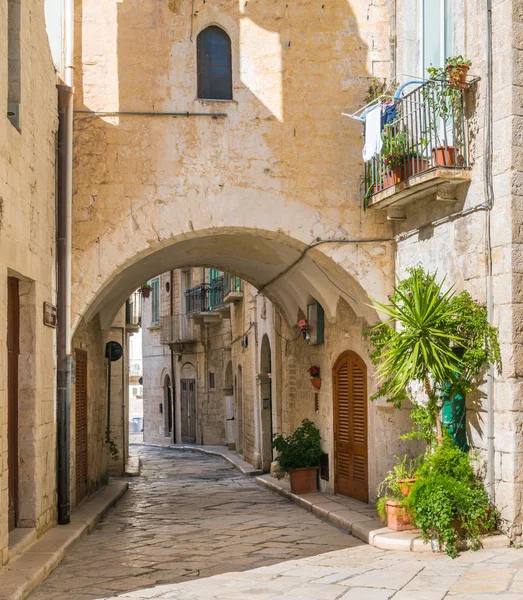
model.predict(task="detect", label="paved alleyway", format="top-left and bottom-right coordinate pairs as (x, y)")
top-left (28, 446), bottom-right (360, 600)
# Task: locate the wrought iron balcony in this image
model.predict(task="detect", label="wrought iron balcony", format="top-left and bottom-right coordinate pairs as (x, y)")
top-left (364, 80), bottom-right (471, 214)
top-left (223, 273), bottom-right (243, 304)
top-left (185, 278), bottom-right (226, 316)
top-left (160, 315), bottom-right (196, 345)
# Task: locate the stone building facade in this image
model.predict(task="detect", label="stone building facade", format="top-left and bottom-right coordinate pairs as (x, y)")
top-left (2, 0), bottom-right (522, 561)
top-left (69, 0), bottom-right (523, 538)
top-left (0, 0), bottom-right (60, 564)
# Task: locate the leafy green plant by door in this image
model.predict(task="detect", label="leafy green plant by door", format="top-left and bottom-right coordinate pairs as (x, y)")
top-left (365, 266), bottom-right (501, 447)
top-left (403, 437), bottom-right (496, 558)
top-left (272, 419), bottom-right (323, 472)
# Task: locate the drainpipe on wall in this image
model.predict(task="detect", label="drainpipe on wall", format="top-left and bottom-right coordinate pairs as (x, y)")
top-left (170, 270), bottom-right (176, 443)
top-left (57, 84), bottom-right (73, 525)
top-left (57, 0), bottom-right (75, 525)
top-left (484, 0), bottom-right (495, 503)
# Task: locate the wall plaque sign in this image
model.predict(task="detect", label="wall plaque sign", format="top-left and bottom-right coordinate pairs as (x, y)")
top-left (43, 302), bottom-right (57, 328)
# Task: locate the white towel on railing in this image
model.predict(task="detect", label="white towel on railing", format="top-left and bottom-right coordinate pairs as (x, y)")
top-left (362, 104), bottom-right (382, 162)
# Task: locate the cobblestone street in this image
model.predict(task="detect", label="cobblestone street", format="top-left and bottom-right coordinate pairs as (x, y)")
top-left (28, 446), bottom-right (360, 600)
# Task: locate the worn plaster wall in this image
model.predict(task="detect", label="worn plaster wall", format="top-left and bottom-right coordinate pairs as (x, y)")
top-left (0, 0), bottom-right (58, 563)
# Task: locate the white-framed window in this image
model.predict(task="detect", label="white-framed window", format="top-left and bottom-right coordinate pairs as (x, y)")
top-left (151, 278), bottom-right (160, 326)
top-left (420, 0), bottom-right (453, 75)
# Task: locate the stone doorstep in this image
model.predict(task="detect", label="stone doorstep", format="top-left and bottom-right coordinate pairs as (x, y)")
top-left (138, 442), bottom-right (264, 477)
top-left (125, 455), bottom-right (142, 477)
top-left (255, 474), bottom-right (510, 554)
top-left (0, 481), bottom-right (128, 600)
top-left (8, 529), bottom-right (37, 563)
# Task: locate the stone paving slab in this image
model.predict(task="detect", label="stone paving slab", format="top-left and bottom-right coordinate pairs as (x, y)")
top-left (256, 473), bottom-right (510, 553)
top-left (27, 447), bottom-right (360, 600)
top-left (0, 481), bottom-right (128, 600)
top-left (92, 544), bottom-right (523, 600)
top-left (137, 442), bottom-right (264, 477)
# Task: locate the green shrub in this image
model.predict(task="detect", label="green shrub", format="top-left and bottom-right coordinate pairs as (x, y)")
top-left (404, 439), bottom-right (495, 558)
top-left (272, 419), bottom-right (323, 472)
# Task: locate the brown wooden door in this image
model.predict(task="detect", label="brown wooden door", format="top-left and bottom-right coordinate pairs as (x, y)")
top-left (181, 379), bottom-right (196, 443)
top-left (75, 350), bottom-right (88, 503)
top-left (7, 277), bottom-right (20, 531)
top-left (333, 351), bottom-right (368, 502)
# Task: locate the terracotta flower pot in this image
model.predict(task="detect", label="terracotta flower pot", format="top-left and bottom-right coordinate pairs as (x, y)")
top-left (141, 287), bottom-right (151, 298)
top-left (385, 500), bottom-right (416, 531)
top-left (447, 64), bottom-right (470, 90)
top-left (397, 478), bottom-right (417, 498)
top-left (405, 158), bottom-right (430, 178)
top-left (289, 466), bottom-right (319, 494)
top-left (383, 167), bottom-right (404, 188)
top-left (432, 146), bottom-right (456, 167)
top-left (310, 377), bottom-right (321, 390)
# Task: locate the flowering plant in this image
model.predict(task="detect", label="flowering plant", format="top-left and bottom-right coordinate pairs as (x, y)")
top-left (308, 365), bottom-right (320, 378)
top-left (298, 318), bottom-right (308, 330)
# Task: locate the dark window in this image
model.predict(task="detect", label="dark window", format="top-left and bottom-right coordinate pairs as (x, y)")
top-left (209, 372), bottom-right (215, 389)
top-left (197, 26), bottom-right (232, 100)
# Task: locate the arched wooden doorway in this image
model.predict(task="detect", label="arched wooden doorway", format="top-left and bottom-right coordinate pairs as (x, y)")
top-left (260, 335), bottom-right (273, 471)
top-left (332, 351), bottom-right (368, 502)
top-left (163, 374), bottom-right (173, 439)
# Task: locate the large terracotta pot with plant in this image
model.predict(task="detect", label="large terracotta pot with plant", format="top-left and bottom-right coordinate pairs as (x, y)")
top-left (385, 501), bottom-right (416, 531)
top-left (376, 455), bottom-right (418, 531)
top-left (272, 419), bottom-right (323, 495)
top-left (432, 146), bottom-right (456, 167)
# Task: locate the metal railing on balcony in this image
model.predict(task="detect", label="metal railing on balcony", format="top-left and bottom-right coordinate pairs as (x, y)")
top-left (364, 80), bottom-right (468, 199)
top-left (160, 315), bottom-right (195, 344)
top-left (125, 290), bottom-right (142, 327)
top-left (185, 278), bottom-right (226, 314)
top-left (224, 273), bottom-right (242, 296)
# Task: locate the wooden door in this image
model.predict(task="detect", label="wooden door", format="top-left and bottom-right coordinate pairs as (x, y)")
top-left (333, 351), bottom-right (368, 502)
top-left (7, 277), bottom-right (20, 531)
top-left (181, 379), bottom-right (196, 443)
top-left (75, 350), bottom-right (88, 503)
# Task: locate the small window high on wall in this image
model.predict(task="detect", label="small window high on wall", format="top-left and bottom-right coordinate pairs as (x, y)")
top-left (197, 26), bottom-right (232, 100)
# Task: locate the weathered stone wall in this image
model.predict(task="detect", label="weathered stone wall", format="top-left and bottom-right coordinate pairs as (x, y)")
top-left (392, 0), bottom-right (523, 536)
top-left (0, 0), bottom-right (58, 563)
top-left (72, 316), bottom-right (109, 502)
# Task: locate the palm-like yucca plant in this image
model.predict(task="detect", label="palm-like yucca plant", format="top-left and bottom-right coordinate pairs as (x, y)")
top-left (367, 268), bottom-right (464, 443)
top-left (366, 266), bottom-right (501, 447)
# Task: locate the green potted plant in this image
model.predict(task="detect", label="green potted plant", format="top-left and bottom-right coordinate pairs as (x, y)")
top-left (381, 131), bottom-right (429, 187)
top-left (404, 437), bottom-right (496, 557)
top-left (425, 56), bottom-right (472, 166)
top-left (376, 455), bottom-right (418, 531)
top-left (141, 282), bottom-right (152, 298)
top-left (272, 419), bottom-right (323, 494)
top-left (365, 267), bottom-right (501, 556)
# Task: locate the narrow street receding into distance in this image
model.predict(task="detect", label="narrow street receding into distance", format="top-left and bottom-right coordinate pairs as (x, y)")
top-left (28, 447), bottom-right (360, 600)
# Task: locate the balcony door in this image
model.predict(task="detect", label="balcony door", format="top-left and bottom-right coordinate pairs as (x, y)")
top-left (181, 379), bottom-right (196, 443)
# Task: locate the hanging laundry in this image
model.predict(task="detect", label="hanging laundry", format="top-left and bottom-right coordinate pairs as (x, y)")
top-left (362, 104), bottom-right (383, 162)
top-left (381, 103), bottom-right (397, 127)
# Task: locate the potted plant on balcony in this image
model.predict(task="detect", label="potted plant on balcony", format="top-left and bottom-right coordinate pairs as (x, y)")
top-left (140, 282), bottom-right (152, 298)
top-left (272, 419), bottom-right (323, 494)
top-left (382, 131), bottom-right (429, 188)
top-left (424, 56), bottom-right (472, 167)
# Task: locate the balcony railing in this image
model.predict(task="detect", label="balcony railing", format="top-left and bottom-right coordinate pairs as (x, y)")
top-left (224, 273), bottom-right (242, 296)
top-left (160, 315), bottom-right (195, 344)
top-left (185, 279), bottom-right (226, 315)
top-left (364, 80), bottom-right (468, 201)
